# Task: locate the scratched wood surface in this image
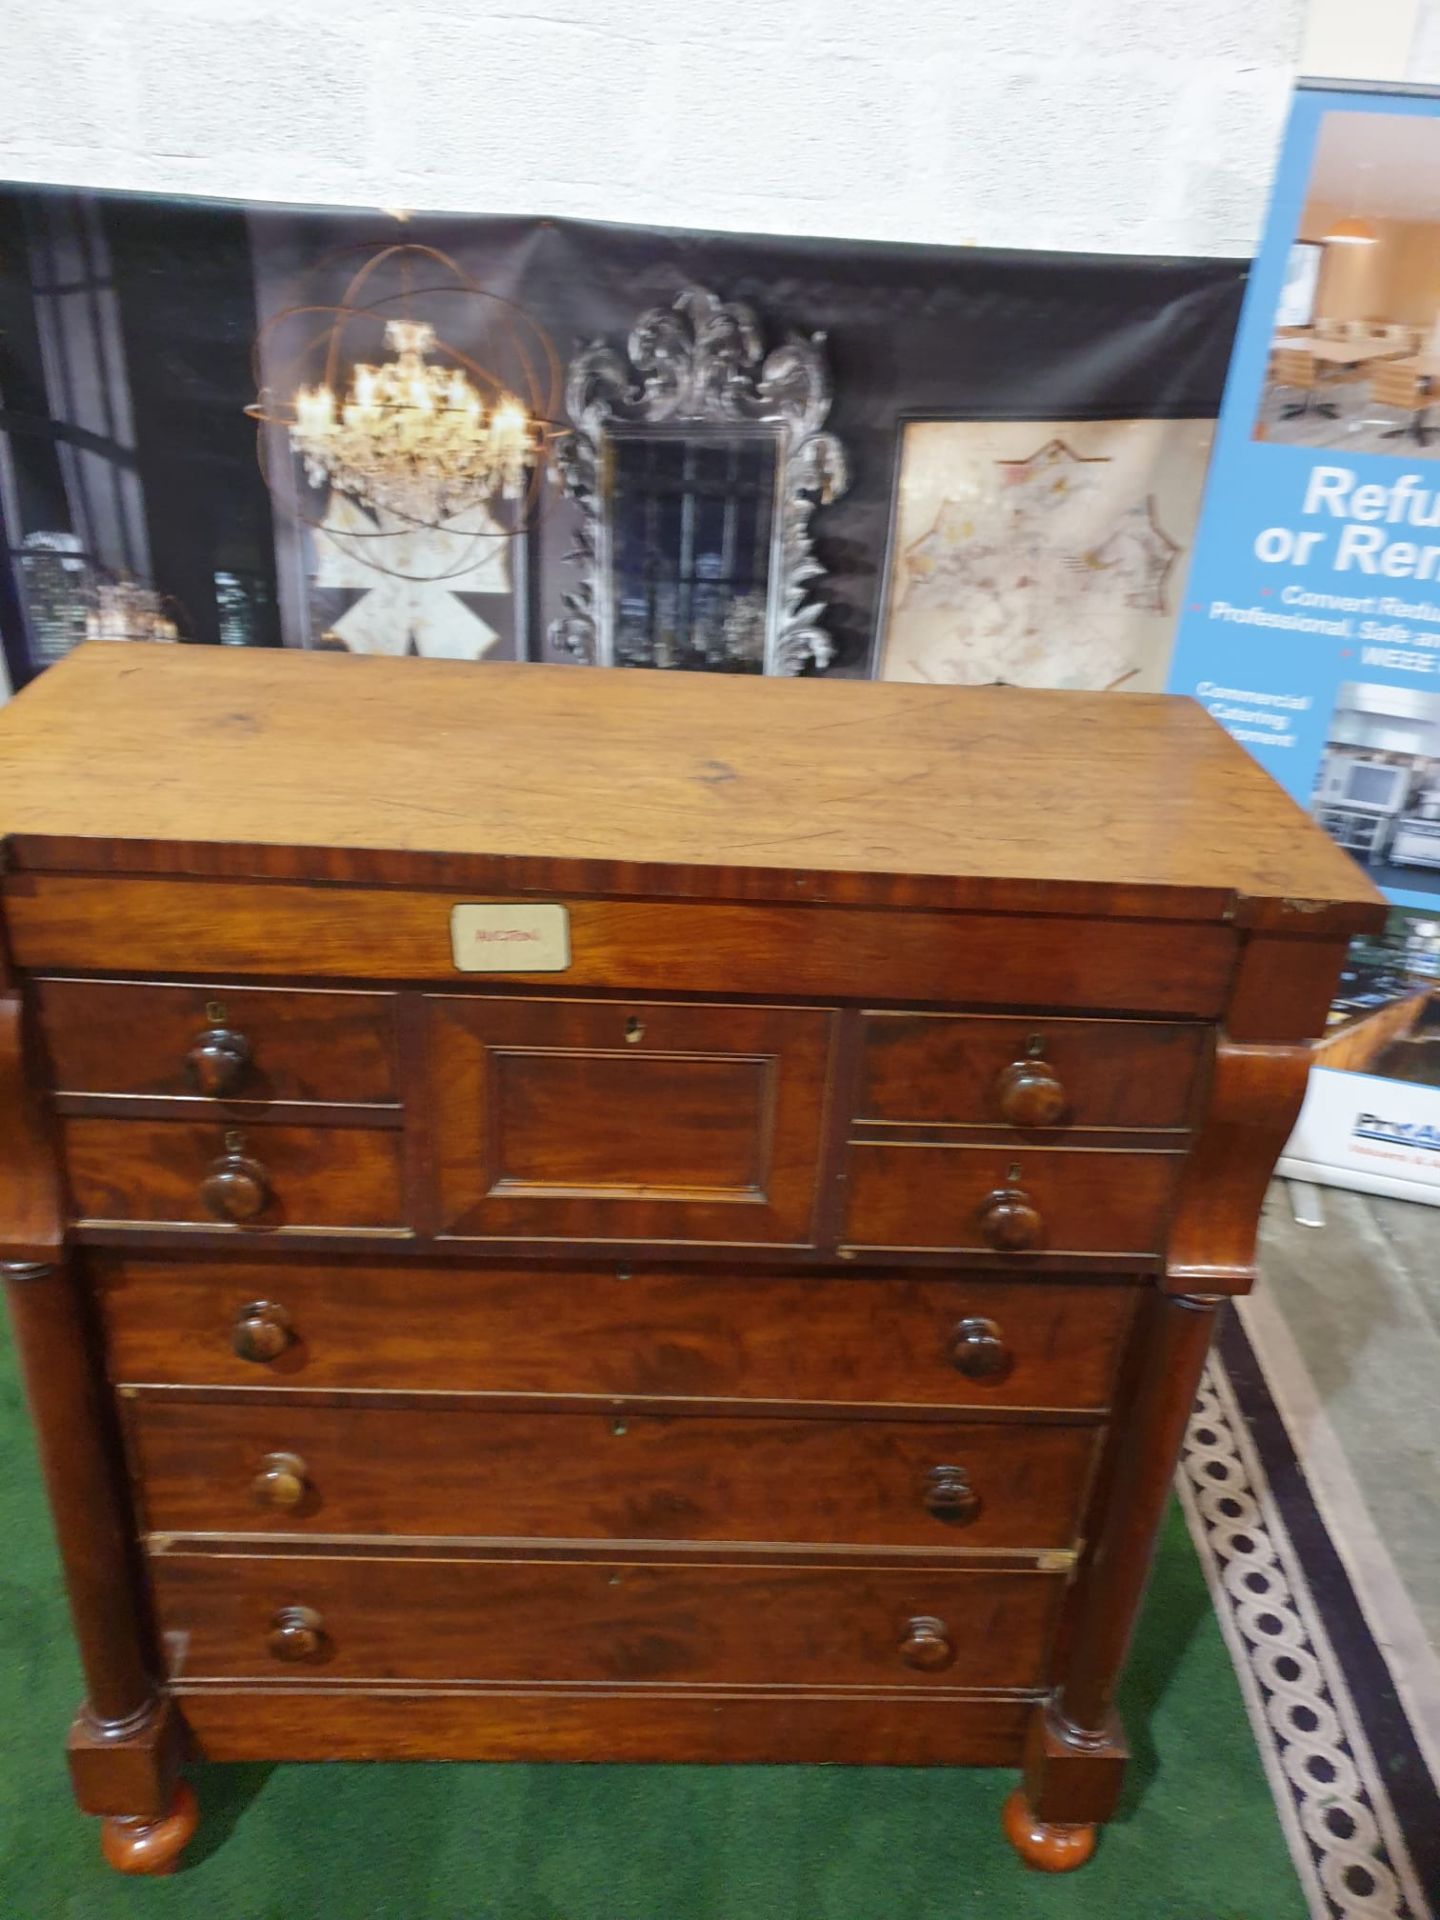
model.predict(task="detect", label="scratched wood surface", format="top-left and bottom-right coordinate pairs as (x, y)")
top-left (0, 643), bottom-right (1384, 933)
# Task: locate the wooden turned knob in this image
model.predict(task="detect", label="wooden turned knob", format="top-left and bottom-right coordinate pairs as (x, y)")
top-left (251, 1451), bottom-right (308, 1509)
top-left (200, 1148), bottom-right (269, 1223)
top-left (232, 1299), bottom-right (293, 1363)
top-left (994, 1057), bottom-right (1067, 1128)
top-left (948, 1316), bottom-right (1014, 1383)
top-left (898, 1615), bottom-right (955, 1671)
top-left (977, 1185), bottom-right (1042, 1252)
top-left (922, 1464), bottom-right (982, 1525)
top-left (186, 1027), bottom-right (251, 1098)
top-left (266, 1605), bottom-right (326, 1663)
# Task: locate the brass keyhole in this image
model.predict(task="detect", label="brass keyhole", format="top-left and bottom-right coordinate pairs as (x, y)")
top-left (1025, 1033), bottom-right (1046, 1059)
top-left (206, 999), bottom-right (227, 1025)
top-left (611, 1417), bottom-right (628, 1437)
top-left (225, 1128), bottom-right (246, 1154)
top-left (624, 1017), bottom-right (645, 1045)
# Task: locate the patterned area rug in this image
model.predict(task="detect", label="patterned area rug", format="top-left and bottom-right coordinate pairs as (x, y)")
top-left (1181, 1315), bottom-right (1440, 1919)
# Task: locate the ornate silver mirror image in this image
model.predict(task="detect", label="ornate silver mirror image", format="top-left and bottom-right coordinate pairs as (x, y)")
top-left (549, 286), bottom-right (849, 674)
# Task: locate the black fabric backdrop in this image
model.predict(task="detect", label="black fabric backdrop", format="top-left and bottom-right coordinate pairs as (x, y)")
top-left (0, 186), bottom-right (1247, 683)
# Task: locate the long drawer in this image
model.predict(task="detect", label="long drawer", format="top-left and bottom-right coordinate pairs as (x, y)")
top-left (91, 1257), bottom-right (1139, 1412)
top-left (6, 875), bottom-right (1238, 1015)
top-left (151, 1551), bottom-right (1066, 1689)
top-left (125, 1398), bottom-right (1100, 1550)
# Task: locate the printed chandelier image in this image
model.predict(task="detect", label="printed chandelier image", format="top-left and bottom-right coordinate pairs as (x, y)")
top-left (289, 318), bottom-right (534, 524)
top-left (246, 243), bottom-right (562, 585)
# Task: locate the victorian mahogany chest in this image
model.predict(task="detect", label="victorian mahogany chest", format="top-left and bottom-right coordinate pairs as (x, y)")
top-left (0, 643), bottom-right (1382, 1875)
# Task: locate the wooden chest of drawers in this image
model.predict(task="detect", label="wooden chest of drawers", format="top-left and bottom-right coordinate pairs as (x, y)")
top-left (0, 644), bottom-right (1382, 1876)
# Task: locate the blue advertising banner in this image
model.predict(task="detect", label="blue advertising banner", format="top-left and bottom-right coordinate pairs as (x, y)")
top-left (1169, 80), bottom-right (1440, 1201)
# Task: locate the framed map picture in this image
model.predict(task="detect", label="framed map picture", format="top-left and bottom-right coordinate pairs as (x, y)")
top-left (875, 416), bottom-right (1215, 690)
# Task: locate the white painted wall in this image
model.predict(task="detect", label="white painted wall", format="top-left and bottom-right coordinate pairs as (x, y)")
top-left (0, 0), bottom-right (1312, 257)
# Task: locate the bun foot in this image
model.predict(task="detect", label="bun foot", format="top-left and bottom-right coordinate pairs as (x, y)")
top-left (1001, 1786), bottom-right (1097, 1872)
top-left (100, 1780), bottom-right (199, 1875)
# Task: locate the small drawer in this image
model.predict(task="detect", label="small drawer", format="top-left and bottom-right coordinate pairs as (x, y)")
top-left (856, 1013), bottom-right (1205, 1132)
top-left (61, 1118), bottom-right (404, 1229)
top-left (844, 1144), bottom-right (1179, 1256)
top-left (34, 978), bottom-right (398, 1105)
top-left (151, 1551), bottom-right (1065, 1690)
top-left (125, 1398), bottom-right (1100, 1550)
top-left (93, 1258), bottom-right (1138, 1413)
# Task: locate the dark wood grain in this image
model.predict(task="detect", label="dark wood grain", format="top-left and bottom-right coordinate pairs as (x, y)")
top-left (0, 642), bottom-right (1376, 1860)
top-left (67, 1699), bottom-right (186, 1819)
top-left (1164, 1043), bottom-right (1313, 1295)
top-left (60, 1118), bottom-right (404, 1229)
top-left (178, 1685), bottom-right (1035, 1767)
top-left (150, 1550), bottom-right (1066, 1689)
top-left (1019, 1702), bottom-right (1128, 1831)
top-left (3, 1258), bottom-right (157, 1725)
top-left (90, 1256), bottom-right (1138, 1410)
top-left (1049, 1292), bottom-right (1221, 1742)
top-left (125, 1397), bottom-right (1099, 1550)
top-left (0, 1003), bottom-right (189, 1828)
top-left (33, 978), bottom-right (399, 1104)
top-left (4, 877), bottom-right (1240, 1016)
top-left (0, 994), bottom-right (62, 1257)
top-left (430, 997), bottom-right (832, 1244)
top-left (843, 1144), bottom-right (1180, 1255)
top-left (1224, 932), bottom-right (1354, 1044)
top-left (73, 1222), bottom-right (1160, 1270)
top-left (487, 1052), bottom-right (768, 1190)
top-left (0, 643), bottom-right (1385, 934)
top-left (856, 1013), bottom-right (1205, 1131)
top-left (52, 1094), bottom-right (403, 1129)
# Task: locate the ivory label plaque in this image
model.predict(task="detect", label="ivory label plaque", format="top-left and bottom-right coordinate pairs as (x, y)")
top-left (450, 903), bottom-right (571, 972)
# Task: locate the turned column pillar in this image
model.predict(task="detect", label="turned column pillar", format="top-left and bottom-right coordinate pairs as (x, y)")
top-left (1055, 1288), bottom-right (1222, 1739)
top-left (0, 990), bottom-right (188, 1861)
top-left (1006, 1033), bottom-right (1314, 1868)
top-left (2, 1258), bottom-right (158, 1730)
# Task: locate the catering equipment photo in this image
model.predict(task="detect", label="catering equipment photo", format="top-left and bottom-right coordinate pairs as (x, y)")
top-left (1311, 681), bottom-right (1440, 889)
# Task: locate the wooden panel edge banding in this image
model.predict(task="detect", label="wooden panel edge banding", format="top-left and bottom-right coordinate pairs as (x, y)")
top-left (4, 877), bottom-right (1238, 1017)
top-left (0, 994), bottom-right (63, 1257)
top-left (175, 1686), bottom-right (1035, 1767)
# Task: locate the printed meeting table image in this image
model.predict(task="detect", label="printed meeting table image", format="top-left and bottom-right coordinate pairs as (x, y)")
top-left (1269, 336), bottom-right (1413, 364)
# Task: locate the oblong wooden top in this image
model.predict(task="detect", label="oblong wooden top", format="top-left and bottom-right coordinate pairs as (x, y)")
top-left (0, 643), bottom-right (1384, 934)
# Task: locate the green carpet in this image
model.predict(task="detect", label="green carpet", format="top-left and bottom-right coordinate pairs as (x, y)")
top-left (0, 1314), bottom-right (1306, 1920)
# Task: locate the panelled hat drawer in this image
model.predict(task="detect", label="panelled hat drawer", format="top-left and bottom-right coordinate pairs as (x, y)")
top-left (429, 996), bottom-right (834, 1247)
